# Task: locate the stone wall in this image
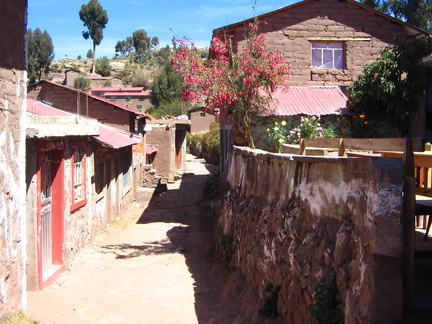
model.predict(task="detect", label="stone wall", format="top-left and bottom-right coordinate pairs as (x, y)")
top-left (233, 0), bottom-right (412, 86)
top-left (0, 0), bottom-right (27, 319)
top-left (217, 147), bottom-right (405, 323)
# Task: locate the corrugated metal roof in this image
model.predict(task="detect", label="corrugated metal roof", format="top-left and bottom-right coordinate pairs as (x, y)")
top-left (93, 125), bottom-right (143, 149)
top-left (104, 92), bottom-right (150, 97)
top-left (27, 98), bottom-right (143, 149)
top-left (268, 86), bottom-right (348, 116)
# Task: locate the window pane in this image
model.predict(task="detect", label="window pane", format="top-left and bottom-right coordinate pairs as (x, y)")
top-left (334, 50), bottom-right (344, 69)
top-left (311, 42), bottom-right (344, 69)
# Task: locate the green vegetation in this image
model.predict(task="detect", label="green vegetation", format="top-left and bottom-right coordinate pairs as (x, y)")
top-left (73, 76), bottom-right (91, 90)
top-left (259, 283), bottom-right (281, 319)
top-left (187, 122), bottom-right (220, 165)
top-left (0, 313), bottom-right (40, 324)
top-left (308, 280), bottom-right (344, 324)
top-left (347, 36), bottom-right (432, 137)
top-left (95, 56), bottom-right (111, 76)
top-left (79, 0), bottom-right (109, 74)
top-left (360, 0), bottom-right (432, 32)
top-left (27, 28), bottom-right (54, 84)
top-left (109, 219), bottom-right (129, 230)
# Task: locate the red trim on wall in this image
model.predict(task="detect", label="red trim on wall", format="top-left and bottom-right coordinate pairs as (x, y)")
top-left (70, 141), bottom-right (87, 212)
top-left (36, 142), bottom-right (65, 289)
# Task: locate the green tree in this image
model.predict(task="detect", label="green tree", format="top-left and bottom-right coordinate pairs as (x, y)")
top-left (26, 28), bottom-right (54, 84)
top-left (79, 0), bottom-right (109, 74)
top-left (87, 49), bottom-right (93, 59)
top-left (115, 37), bottom-right (134, 57)
top-left (151, 63), bottom-right (183, 108)
top-left (359, 0), bottom-right (431, 32)
top-left (95, 56), bottom-right (111, 76)
top-left (347, 37), bottom-right (432, 137)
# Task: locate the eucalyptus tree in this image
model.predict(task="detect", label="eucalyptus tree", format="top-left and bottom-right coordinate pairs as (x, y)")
top-left (79, 0), bottom-right (108, 74)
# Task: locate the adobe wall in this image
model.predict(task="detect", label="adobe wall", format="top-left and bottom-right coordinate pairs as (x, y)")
top-left (234, 0), bottom-right (412, 86)
top-left (147, 123), bottom-right (176, 181)
top-left (218, 147), bottom-right (405, 323)
top-left (190, 110), bottom-right (217, 134)
top-left (0, 0), bottom-right (28, 319)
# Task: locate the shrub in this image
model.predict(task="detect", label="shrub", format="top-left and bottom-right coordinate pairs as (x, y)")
top-left (187, 122), bottom-right (220, 165)
top-left (73, 76), bottom-right (91, 90)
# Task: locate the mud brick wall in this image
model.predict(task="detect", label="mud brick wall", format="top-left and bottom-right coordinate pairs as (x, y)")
top-left (218, 147), bottom-right (405, 323)
top-left (0, 0), bottom-right (28, 319)
top-left (233, 0), bottom-right (412, 86)
top-left (27, 82), bottom-right (132, 132)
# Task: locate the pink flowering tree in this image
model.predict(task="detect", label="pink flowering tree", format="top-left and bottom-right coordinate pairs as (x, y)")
top-left (170, 19), bottom-right (291, 148)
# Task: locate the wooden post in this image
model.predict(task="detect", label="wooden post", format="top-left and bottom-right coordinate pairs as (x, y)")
top-left (338, 138), bottom-right (345, 156)
top-left (300, 138), bottom-right (306, 155)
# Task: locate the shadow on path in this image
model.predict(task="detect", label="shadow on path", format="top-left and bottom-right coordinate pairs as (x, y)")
top-left (132, 159), bottom-right (234, 323)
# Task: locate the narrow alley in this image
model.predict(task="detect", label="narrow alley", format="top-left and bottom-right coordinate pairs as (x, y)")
top-left (25, 155), bottom-right (234, 324)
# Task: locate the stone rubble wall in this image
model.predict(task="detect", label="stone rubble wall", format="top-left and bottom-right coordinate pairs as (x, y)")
top-left (0, 0), bottom-right (28, 319)
top-left (218, 146), bottom-right (405, 323)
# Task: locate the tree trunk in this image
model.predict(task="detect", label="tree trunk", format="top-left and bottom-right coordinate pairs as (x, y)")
top-left (91, 42), bottom-right (96, 75)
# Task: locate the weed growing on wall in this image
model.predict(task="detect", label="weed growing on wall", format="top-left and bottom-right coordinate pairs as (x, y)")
top-left (308, 280), bottom-right (344, 324)
top-left (259, 283), bottom-right (281, 319)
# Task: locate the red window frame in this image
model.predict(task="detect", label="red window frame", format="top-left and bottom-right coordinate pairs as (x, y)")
top-left (70, 141), bottom-right (87, 211)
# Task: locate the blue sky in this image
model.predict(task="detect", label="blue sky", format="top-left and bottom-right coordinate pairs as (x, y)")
top-left (27, 0), bottom-right (297, 60)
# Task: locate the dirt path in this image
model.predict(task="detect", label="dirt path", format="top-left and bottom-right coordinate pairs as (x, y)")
top-left (26, 155), bottom-right (232, 324)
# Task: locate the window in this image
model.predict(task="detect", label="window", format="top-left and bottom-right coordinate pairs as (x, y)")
top-left (125, 96), bottom-right (131, 101)
top-left (311, 42), bottom-right (344, 69)
top-left (200, 112), bottom-right (206, 117)
top-left (136, 105), bottom-right (143, 111)
top-left (110, 96), bottom-right (116, 101)
top-left (70, 142), bottom-right (87, 211)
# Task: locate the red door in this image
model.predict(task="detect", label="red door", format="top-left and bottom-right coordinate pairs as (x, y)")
top-left (37, 143), bottom-right (65, 289)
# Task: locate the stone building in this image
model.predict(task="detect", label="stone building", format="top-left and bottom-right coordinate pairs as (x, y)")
top-left (0, 0), bottom-right (28, 319)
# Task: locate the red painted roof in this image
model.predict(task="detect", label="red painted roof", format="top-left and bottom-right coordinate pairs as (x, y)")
top-left (26, 98), bottom-right (143, 149)
top-left (268, 86), bottom-right (348, 116)
top-left (37, 80), bottom-right (151, 119)
top-left (145, 145), bottom-right (159, 154)
top-left (104, 92), bottom-right (150, 97)
top-left (93, 124), bottom-right (143, 149)
top-left (27, 98), bottom-right (71, 116)
top-left (91, 87), bottom-right (144, 92)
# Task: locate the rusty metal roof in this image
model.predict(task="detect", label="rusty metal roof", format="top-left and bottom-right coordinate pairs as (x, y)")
top-left (268, 86), bottom-right (348, 116)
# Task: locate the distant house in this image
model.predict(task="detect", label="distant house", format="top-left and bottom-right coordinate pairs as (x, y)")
top-left (26, 98), bottom-right (142, 290)
top-left (90, 86), bottom-right (152, 112)
top-left (189, 107), bottom-right (219, 133)
top-left (27, 80), bottom-right (152, 187)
